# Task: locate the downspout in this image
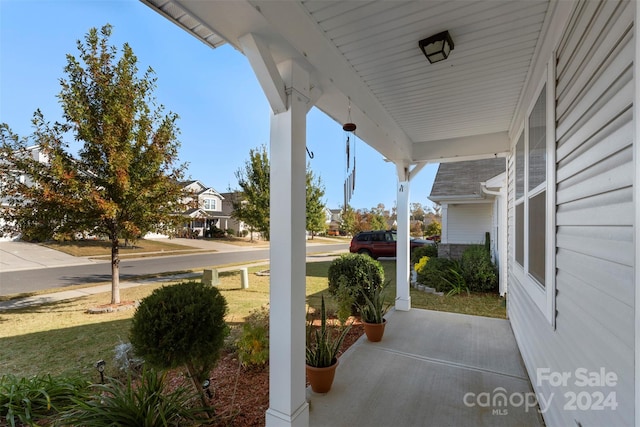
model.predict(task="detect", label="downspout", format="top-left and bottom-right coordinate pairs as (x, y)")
top-left (481, 183), bottom-right (508, 297)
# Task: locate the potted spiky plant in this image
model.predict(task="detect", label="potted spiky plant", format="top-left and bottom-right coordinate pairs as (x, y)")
top-left (358, 281), bottom-right (390, 342)
top-left (306, 295), bottom-right (351, 393)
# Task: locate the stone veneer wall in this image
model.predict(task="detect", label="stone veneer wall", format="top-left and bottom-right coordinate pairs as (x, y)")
top-left (437, 243), bottom-right (474, 260)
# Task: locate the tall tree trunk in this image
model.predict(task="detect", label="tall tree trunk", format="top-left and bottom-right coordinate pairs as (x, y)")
top-left (111, 236), bottom-right (120, 304)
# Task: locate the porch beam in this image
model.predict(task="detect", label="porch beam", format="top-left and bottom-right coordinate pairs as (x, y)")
top-left (239, 33), bottom-right (287, 114)
top-left (395, 163), bottom-right (411, 311)
top-left (412, 131), bottom-right (510, 163)
top-left (265, 59), bottom-right (311, 427)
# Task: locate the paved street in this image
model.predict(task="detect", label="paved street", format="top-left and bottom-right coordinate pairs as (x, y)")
top-left (0, 240), bottom-right (348, 296)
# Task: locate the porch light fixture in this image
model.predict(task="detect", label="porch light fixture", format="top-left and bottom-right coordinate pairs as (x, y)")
top-left (419, 31), bottom-right (454, 64)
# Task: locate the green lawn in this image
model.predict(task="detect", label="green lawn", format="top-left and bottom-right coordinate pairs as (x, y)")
top-left (0, 260), bottom-right (505, 380)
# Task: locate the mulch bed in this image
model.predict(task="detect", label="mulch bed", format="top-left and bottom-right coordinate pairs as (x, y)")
top-left (198, 321), bottom-right (364, 426)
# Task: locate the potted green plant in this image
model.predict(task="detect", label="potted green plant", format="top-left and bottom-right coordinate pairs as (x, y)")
top-left (306, 296), bottom-right (351, 393)
top-left (358, 281), bottom-right (390, 342)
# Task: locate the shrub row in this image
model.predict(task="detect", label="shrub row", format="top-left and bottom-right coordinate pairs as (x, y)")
top-left (415, 245), bottom-right (497, 293)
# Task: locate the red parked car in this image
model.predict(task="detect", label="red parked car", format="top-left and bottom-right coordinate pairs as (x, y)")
top-left (349, 230), bottom-right (432, 259)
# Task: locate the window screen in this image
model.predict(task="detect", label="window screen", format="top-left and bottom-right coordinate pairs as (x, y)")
top-left (528, 191), bottom-right (546, 286)
top-left (515, 202), bottom-right (524, 266)
top-left (515, 133), bottom-right (525, 200)
top-left (528, 86), bottom-right (546, 191)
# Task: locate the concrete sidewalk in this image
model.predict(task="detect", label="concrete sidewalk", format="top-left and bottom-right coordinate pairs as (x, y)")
top-left (0, 264), bottom-right (261, 311)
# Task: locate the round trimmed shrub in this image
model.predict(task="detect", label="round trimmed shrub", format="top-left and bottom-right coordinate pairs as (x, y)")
top-left (130, 281), bottom-right (228, 383)
top-left (328, 253), bottom-right (384, 311)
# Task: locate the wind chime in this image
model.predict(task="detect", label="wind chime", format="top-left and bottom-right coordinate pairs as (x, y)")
top-left (343, 101), bottom-right (357, 208)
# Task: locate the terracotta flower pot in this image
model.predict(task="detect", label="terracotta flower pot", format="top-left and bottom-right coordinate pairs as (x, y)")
top-left (306, 359), bottom-right (339, 393)
top-left (363, 318), bottom-right (386, 342)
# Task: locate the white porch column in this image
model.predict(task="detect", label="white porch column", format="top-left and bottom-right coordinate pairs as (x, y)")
top-left (239, 34), bottom-right (313, 427)
top-left (266, 60), bottom-right (310, 427)
top-left (395, 171), bottom-right (411, 311)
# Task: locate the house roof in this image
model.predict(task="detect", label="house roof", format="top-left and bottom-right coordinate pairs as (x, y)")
top-left (140, 0), bottom-right (571, 166)
top-left (428, 158), bottom-right (506, 202)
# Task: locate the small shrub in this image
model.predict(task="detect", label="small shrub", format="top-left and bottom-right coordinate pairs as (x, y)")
top-left (443, 267), bottom-right (469, 296)
top-left (411, 245), bottom-right (437, 265)
top-left (205, 226), bottom-right (225, 238)
top-left (225, 228), bottom-right (235, 236)
top-left (240, 229), bottom-right (249, 237)
top-left (60, 368), bottom-right (204, 427)
top-left (0, 374), bottom-right (90, 426)
top-left (130, 281), bottom-right (228, 407)
top-left (460, 245), bottom-right (498, 292)
top-left (414, 256), bottom-right (430, 274)
top-left (334, 276), bottom-right (356, 324)
top-left (327, 254), bottom-right (384, 312)
top-left (236, 305), bottom-right (270, 370)
top-left (415, 257), bottom-right (458, 293)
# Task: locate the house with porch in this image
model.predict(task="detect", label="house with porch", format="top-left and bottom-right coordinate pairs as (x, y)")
top-left (141, 1), bottom-right (638, 426)
top-left (428, 158), bottom-right (508, 295)
top-left (179, 180), bottom-right (230, 237)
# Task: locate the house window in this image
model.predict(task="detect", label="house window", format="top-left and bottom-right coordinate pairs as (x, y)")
top-left (514, 84), bottom-right (547, 288)
top-left (527, 88), bottom-right (546, 287)
top-left (203, 198), bottom-right (217, 210)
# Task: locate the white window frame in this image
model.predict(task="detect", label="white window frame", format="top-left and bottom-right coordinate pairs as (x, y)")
top-left (203, 198), bottom-right (217, 211)
top-left (511, 61), bottom-right (556, 327)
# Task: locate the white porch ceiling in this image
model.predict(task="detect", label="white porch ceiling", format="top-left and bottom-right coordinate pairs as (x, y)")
top-left (141, 0), bottom-right (553, 165)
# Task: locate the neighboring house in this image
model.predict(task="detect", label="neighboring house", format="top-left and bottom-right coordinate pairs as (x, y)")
top-left (0, 146), bottom-right (47, 242)
top-left (428, 158), bottom-right (507, 294)
top-left (219, 191), bottom-right (247, 236)
top-left (178, 180), bottom-right (234, 237)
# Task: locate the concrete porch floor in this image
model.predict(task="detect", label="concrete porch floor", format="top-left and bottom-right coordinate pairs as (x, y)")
top-left (307, 309), bottom-right (545, 427)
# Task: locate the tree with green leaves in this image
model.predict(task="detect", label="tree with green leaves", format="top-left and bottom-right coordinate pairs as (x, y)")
top-left (306, 167), bottom-right (327, 239)
top-left (425, 220), bottom-right (442, 238)
top-left (232, 146), bottom-right (327, 241)
top-left (369, 205), bottom-right (388, 231)
top-left (232, 145), bottom-right (270, 241)
top-left (340, 204), bottom-right (357, 235)
top-left (0, 25), bottom-right (187, 304)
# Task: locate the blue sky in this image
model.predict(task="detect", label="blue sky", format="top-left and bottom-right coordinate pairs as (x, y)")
top-left (0, 0), bottom-right (438, 212)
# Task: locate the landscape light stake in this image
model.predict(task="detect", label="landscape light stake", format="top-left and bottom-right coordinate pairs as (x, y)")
top-left (95, 359), bottom-right (106, 384)
top-left (203, 378), bottom-right (213, 399)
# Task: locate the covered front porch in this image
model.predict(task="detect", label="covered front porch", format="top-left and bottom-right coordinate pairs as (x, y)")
top-left (309, 308), bottom-right (544, 427)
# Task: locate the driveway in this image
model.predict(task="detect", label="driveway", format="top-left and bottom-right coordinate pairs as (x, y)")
top-left (0, 241), bottom-right (96, 272)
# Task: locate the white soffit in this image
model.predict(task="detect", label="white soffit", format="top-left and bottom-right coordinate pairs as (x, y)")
top-left (141, 0), bottom-right (552, 164)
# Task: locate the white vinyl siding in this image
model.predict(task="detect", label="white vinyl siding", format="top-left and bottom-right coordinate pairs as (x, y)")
top-left (508, 2), bottom-right (634, 426)
top-left (445, 203), bottom-right (492, 244)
